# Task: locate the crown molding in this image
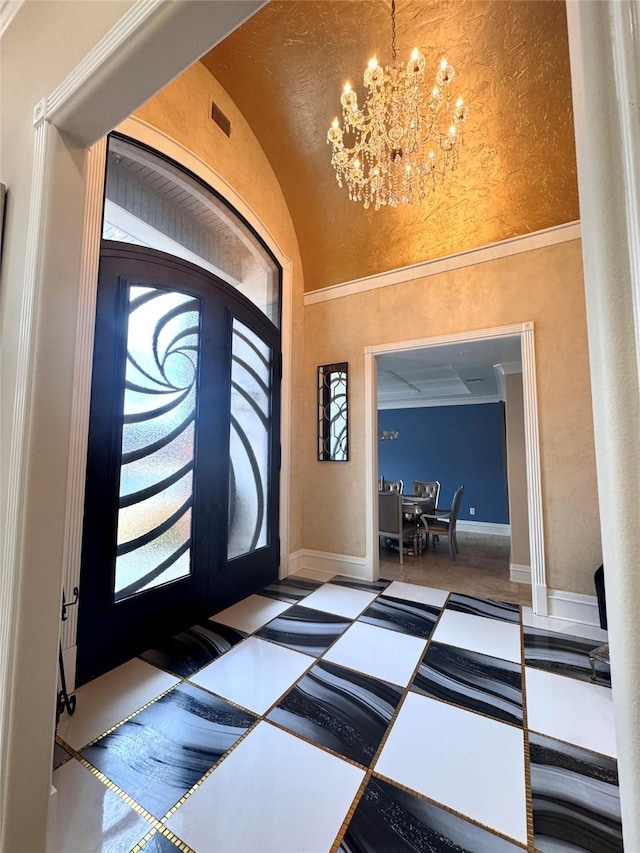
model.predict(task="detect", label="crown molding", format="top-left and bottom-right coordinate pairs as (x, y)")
top-left (304, 221), bottom-right (581, 306)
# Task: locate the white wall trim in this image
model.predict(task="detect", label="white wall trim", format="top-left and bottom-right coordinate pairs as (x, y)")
top-left (59, 140), bottom-right (107, 661)
top-left (457, 521), bottom-right (510, 536)
top-left (364, 321), bottom-right (548, 614)
top-left (0, 0), bottom-right (25, 38)
top-left (547, 589), bottom-right (601, 628)
top-left (378, 394), bottom-right (504, 410)
top-left (366, 322), bottom-right (533, 354)
top-left (304, 222), bottom-right (581, 306)
top-left (287, 550), bottom-right (369, 580)
top-left (566, 3), bottom-right (640, 848)
top-left (510, 563), bottom-right (532, 584)
top-left (365, 340), bottom-right (377, 579)
top-left (611, 1), bottom-right (640, 383)
top-left (0, 117), bottom-right (52, 814)
top-left (45, 0), bottom-right (165, 121)
top-left (521, 323), bottom-right (547, 614)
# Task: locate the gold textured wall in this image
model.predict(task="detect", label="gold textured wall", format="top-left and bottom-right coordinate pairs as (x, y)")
top-left (202, 0), bottom-right (579, 292)
top-left (302, 240), bottom-right (600, 596)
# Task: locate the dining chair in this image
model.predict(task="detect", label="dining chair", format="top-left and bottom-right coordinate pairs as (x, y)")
top-left (383, 479), bottom-right (404, 494)
top-left (378, 491), bottom-right (415, 564)
top-left (420, 485), bottom-right (465, 561)
top-left (411, 480), bottom-right (440, 506)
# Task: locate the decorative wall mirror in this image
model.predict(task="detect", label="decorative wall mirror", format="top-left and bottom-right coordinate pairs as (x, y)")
top-left (317, 362), bottom-right (348, 461)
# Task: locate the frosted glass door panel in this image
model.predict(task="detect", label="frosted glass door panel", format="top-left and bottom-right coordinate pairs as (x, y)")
top-left (228, 320), bottom-right (272, 560)
top-left (115, 286), bottom-right (201, 601)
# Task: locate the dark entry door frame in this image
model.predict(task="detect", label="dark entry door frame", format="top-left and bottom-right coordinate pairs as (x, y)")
top-left (76, 243), bottom-right (281, 685)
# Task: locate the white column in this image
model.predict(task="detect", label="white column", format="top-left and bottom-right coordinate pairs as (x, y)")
top-left (566, 2), bottom-right (640, 848)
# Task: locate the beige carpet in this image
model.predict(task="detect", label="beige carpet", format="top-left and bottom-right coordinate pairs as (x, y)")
top-left (379, 532), bottom-right (532, 606)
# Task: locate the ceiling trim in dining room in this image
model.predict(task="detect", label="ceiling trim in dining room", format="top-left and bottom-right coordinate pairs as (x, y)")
top-left (304, 221), bottom-right (581, 306)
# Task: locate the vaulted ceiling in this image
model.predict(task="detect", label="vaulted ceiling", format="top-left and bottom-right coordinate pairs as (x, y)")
top-left (201, 0), bottom-right (579, 292)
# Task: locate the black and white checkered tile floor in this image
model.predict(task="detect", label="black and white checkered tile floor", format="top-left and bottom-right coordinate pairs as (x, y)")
top-left (54, 573), bottom-right (621, 853)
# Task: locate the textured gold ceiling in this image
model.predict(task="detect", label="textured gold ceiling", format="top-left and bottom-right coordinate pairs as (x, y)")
top-left (202, 1), bottom-right (578, 292)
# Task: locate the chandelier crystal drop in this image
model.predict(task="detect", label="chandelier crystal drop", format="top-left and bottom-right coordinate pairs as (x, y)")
top-left (327, 0), bottom-right (469, 210)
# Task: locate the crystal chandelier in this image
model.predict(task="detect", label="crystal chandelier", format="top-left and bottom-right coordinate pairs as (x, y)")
top-left (327, 0), bottom-right (469, 210)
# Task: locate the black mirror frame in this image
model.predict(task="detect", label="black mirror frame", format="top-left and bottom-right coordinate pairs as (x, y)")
top-left (317, 362), bottom-right (348, 461)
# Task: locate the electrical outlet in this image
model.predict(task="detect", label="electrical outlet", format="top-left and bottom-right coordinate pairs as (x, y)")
top-left (469, 507), bottom-right (476, 516)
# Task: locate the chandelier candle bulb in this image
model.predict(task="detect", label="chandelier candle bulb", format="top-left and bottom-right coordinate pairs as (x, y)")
top-left (327, 0), bottom-right (468, 210)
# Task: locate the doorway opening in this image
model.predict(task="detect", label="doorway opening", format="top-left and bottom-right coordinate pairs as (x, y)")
top-left (365, 322), bottom-right (548, 615)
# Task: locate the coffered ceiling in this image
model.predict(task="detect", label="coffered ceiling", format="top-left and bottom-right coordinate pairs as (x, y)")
top-left (201, 0), bottom-right (579, 292)
top-left (377, 336), bottom-right (522, 408)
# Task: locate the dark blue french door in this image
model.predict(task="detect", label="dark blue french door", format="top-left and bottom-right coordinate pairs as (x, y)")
top-left (76, 243), bottom-right (280, 684)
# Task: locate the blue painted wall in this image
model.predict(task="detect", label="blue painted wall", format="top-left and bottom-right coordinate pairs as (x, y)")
top-left (378, 403), bottom-right (508, 523)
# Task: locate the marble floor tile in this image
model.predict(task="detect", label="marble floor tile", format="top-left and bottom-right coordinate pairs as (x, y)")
top-left (267, 659), bottom-right (403, 766)
top-left (136, 832), bottom-right (186, 852)
top-left (446, 593), bottom-right (520, 623)
top-left (330, 575), bottom-right (392, 593)
top-left (358, 594), bottom-right (441, 640)
top-left (53, 740), bottom-right (72, 770)
top-left (300, 583), bottom-right (379, 619)
top-left (165, 721), bottom-right (365, 853)
top-left (524, 625), bottom-right (611, 685)
top-left (189, 636), bottom-right (313, 715)
top-left (522, 607), bottom-right (609, 643)
top-left (256, 576), bottom-right (322, 603)
top-left (255, 604), bottom-right (350, 656)
top-left (53, 579), bottom-right (620, 853)
top-left (526, 667), bottom-right (616, 757)
top-left (529, 732), bottom-right (622, 853)
top-left (324, 621), bottom-right (427, 687)
top-left (411, 641), bottom-right (523, 726)
top-left (375, 692), bottom-right (528, 845)
top-left (340, 776), bottom-right (523, 853)
top-left (431, 609), bottom-right (522, 663)
top-left (81, 683), bottom-right (255, 820)
top-left (208, 595), bottom-right (291, 634)
top-left (139, 620), bottom-right (245, 678)
top-left (56, 659), bottom-right (179, 751)
top-left (52, 759), bottom-right (150, 853)
top-left (381, 581), bottom-right (449, 608)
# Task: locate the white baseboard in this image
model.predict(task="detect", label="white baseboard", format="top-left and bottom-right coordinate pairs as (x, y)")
top-left (510, 563), bottom-right (531, 584)
top-left (547, 588), bottom-right (601, 627)
top-left (287, 549), bottom-right (370, 580)
top-left (456, 520), bottom-right (511, 536)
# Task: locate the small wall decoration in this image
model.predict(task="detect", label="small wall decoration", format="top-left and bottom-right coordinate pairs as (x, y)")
top-left (318, 362), bottom-right (348, 461)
